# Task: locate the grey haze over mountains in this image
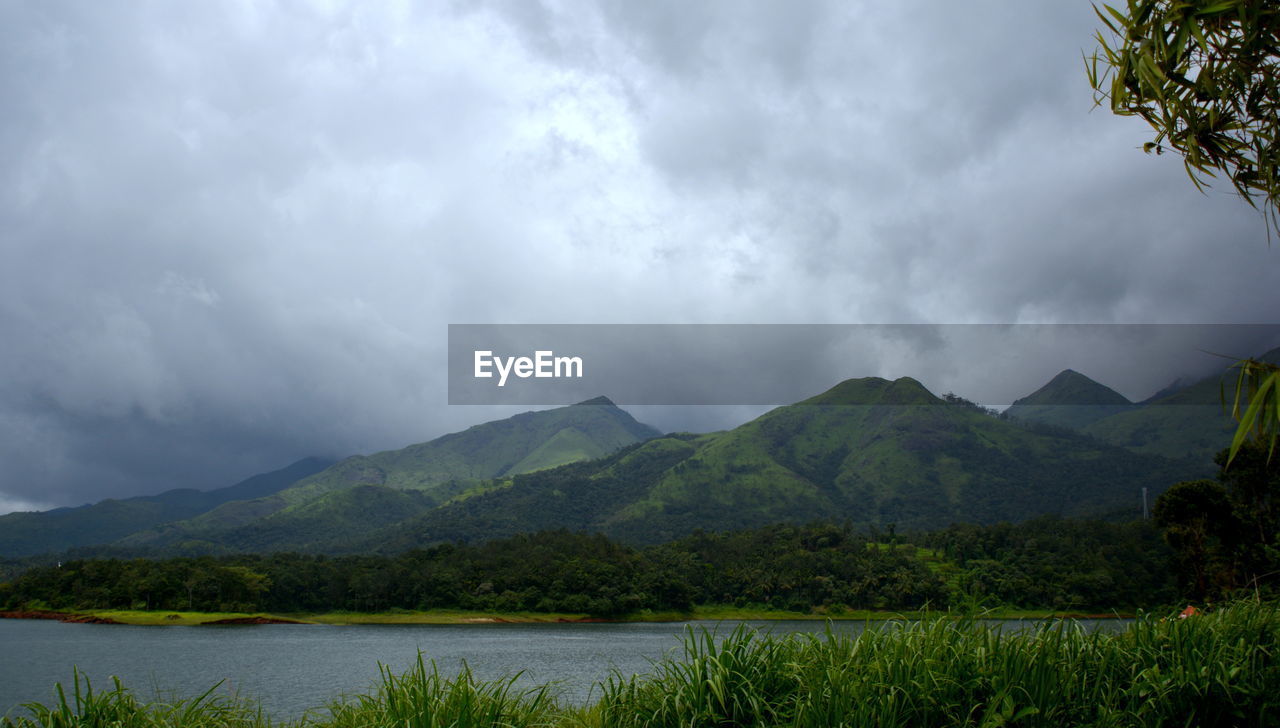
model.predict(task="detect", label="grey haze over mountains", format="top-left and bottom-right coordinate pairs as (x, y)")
top-left (0, 367), bottom-right (1238, 559)
top-left (0, 398), bottom-right (659, 557)
top-left (0, 457), bottom-right (333, 558)
top-left (1006, 346), bottom-right (1280, 464)
top-left (3, 3), bottom-right (1280, 514)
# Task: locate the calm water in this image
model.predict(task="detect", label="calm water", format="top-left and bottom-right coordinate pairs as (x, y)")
top-left (0, 618), bottom-right (1130, 720)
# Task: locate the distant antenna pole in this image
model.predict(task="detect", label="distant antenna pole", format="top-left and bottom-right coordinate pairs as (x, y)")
top-left (1142, 487), bottom-right (1149, 521)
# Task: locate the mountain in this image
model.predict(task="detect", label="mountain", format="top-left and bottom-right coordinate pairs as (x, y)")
top-left (6, 365), bottom-right (1236, 559)
top-left (0, 457), bottom-right (332, 558)
top-left (1081, 369), bottom-right (1237, 462)
top-left (282, 395), bottom-right (659, 503)
top-left (111, 398), bottom-right (661, 553)
top-left (1139, 377), bottom-right (1188, 405)
top-left (132, 485), bottom-right (442, 555)
top-left (360, 377), bottom-right (1201, 549)
top-left (1001, 347), bottom-right (1280, 465)
top-left (1004, 369), bottom-right (1133, 430)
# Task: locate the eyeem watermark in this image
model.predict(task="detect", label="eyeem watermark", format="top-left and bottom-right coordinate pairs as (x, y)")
top-left (449, 323), bottom-right (1280, 405)
top-left (474, 350), bottom-right (584, 387)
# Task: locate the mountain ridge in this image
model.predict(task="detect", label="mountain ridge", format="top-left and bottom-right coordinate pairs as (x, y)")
top-left (0, 457), bottom-right (333, 558)
top-left (355, 376), bottom-right (1201, 550)
top-left (105, 398), bottom-right (661, 554)
top-left (8, 352), bottom-right (1265, 559)
top-left (1010, 348), bottom-right (1279, 462)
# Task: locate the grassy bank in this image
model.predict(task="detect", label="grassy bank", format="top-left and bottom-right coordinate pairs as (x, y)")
top-left (5, 602), bottom-right (1276, 727)
top-left (4, 605), bottom-right (1135, 626)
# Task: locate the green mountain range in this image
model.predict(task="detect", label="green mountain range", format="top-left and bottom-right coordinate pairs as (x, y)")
top-left (283, 395), bottom-right (659, 502)
top-left (0, 457), bottom-right (333, 558)
top-left (3, 359), bottom-right (1248, 558)
top-left (1002, 349), bottom-right (1280, 464)
top-left (1080, 372), bottom-right (1237, 462)
top-left (104, 398), bottom-right (660, 554)
top-left (359, 377), bottom-right (1197, 549)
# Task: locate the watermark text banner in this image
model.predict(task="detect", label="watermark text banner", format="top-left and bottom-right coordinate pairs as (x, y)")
top-left (447, 324), bottom-right (1280, 406)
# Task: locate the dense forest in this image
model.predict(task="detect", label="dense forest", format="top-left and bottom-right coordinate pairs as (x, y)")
top-left (3, 444), bottom-right (1274, 618)
top-left (0, 518), bottom-right (1176, 616)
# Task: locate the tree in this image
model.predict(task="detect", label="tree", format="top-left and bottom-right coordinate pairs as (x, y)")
top-left (1153, 478), bottom-right (1239, 599)
top-left (1088, 0), bottom-right (1280, 462)
top-left (1153, 446), bottom-right (1280, 600)
top-left (1215, 443), bottom-right (1280, 591)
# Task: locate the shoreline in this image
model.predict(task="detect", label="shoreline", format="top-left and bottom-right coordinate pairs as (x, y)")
top-left (0, 606), bottom-right (1137, 626)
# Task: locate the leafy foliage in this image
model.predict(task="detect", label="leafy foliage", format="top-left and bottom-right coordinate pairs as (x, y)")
top-left (1088, 1), bottom-right (1280, 465)
top-left (920, 516), bottom-right (1177, 610)
top-left (1226, 355), bottom-right (1280, 463)
top-left (1089, 0), bottom-right (1280, 224)
top-left (655, 523), bottom-right (949, 612)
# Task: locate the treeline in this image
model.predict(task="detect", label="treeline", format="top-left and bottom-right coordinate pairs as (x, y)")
top-left (653, 524), bottom-right (948, 611)
top-left (918, 518), bottom-right (1176, 609)
top-left (1152, 444), bottom-right (1280, 602)
top-left (0, 518), bottom-right (1176, 616)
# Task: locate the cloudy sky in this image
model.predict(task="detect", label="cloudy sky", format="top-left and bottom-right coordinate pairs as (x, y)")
top-left (3, 1), bottom-right (1279, 513)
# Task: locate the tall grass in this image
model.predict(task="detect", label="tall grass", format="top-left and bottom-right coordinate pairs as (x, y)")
top-left (595, 625), bottom-right (803, 727)
top-left (591, 603), bottom-right (1280, 728)
top-left (7, 603), bottom-right (1279, 728)
top-left (1, 668), bottom-right (271, 728)
top-left (320, 653), bottom-right (558, 728)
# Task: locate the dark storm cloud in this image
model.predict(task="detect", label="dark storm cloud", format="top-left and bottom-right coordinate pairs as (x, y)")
top-left (480, 1), bottom-right (1280, 325)
top-left (2, 2), bottom-right (1278, 513)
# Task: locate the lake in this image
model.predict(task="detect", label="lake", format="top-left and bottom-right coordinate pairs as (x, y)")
top-left (0, 617), bottom-right (1131, 720)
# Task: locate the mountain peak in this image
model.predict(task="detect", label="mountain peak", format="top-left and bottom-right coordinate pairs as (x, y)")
top-left (1013, 370), bottom-right (1131, 408)
top-left (1005, 369), bottom-right (1132, 431)
top-left (574, 396), bottom-right (617, 407)
top-left (280, 395), bottom-right (657, 503)
top-left (806, 376), bottom-right (941, 406)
